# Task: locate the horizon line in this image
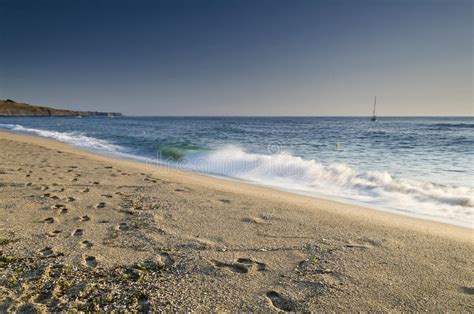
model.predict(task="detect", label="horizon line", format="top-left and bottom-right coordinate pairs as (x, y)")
top-left (120, 114), bottom-right (474, 118)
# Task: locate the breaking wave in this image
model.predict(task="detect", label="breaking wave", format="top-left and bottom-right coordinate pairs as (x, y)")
top-left (174, 145), bottom-right (474, 227)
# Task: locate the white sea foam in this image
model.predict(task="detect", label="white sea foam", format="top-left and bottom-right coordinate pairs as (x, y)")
top-left (0, 124), bottom-right (121, 152)
top-left (178, 145), bottom-right (474, 228)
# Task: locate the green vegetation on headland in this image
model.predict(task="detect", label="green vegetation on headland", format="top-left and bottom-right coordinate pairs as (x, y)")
top-left (0, 99), bottom-right (122, 117)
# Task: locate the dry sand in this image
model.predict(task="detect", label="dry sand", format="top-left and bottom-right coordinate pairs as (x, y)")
top-left (0, 130), bottom-right (472, 312)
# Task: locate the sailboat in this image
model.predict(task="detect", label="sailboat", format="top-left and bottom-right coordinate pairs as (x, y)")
top-left (371, 96), bottom-right (377, 121)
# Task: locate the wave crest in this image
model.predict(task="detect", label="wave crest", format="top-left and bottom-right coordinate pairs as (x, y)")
top-left (176, 145), bottom-right (473, 226)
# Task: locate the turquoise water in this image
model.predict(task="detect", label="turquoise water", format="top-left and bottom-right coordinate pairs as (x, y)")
top-left (1, 116), bottom-right (472, 227)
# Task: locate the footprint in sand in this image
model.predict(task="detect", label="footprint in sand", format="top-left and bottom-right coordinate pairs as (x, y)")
top-left (237, 258), bottom-right (266, 271)
top-left (213, 258), bottom-right (267, 274)
top-left (101, 194), bottom-right (113, 198)
top-left (213, 260), bottom-right (249, 273)
top-left (117, 222), bottom-right (129, 231)
top-left (266, 291), bottom-right (295, 312)
top-left (96, 202), bottom-right (106, 209)
top-left (345, 238), bottom-right (381, 249)
top-left (40, 247), bottom-right (54, 257)
top-left (43, 217), bottom-right (55, 224)
top-left (241, 217), bottom-right (267, 225)
top-left (65, 197), bottom-right (75, 202)
top-left (72, 229), bottom-right (84, 237)
top-left (157, 252), bottom-right (175, 266)
top-left (119, 209), bottom-right (135, 215)
top-left (80, 215), bottom-right (90, 222)
top-left (134, 256), bottom-right (173, 269)
top-left (51, 204), bottom-right (64, 210)
top-left (84, 255), bottom-right (97, 268)
top-left (81, 240), bottom-right (93, 249)
top-left (81, 188), bottom-right (90, 193)
top-left (60, 207), bottom-right (68, 214)
top-left (47, 230), bottom-right (62, 237)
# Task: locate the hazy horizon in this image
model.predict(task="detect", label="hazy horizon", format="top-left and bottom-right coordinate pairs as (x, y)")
top-left (3, 97), bottom-right (474, 117)
top-left (1, 0), bottom-right (472, 116)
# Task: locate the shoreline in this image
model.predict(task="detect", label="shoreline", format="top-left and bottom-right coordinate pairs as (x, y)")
top-left (2, 129), bottom-right (471, 231)
top-left (2, 129), bottom-right (472, 234)
top-left (0, 130), bottom-right (472, 311)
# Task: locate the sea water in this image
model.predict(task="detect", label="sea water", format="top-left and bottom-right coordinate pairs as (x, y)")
top-left (1, 116), bottom-right (472, 228)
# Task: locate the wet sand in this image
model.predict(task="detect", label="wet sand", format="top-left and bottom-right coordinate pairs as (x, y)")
top-left (0, 130), bottom-right (472, 312)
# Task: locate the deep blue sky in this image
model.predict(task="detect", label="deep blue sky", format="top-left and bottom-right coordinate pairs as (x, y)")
top-left (1, 0), bottom-right (472, 116)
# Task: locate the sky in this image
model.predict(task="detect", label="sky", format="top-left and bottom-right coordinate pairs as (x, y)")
top-left (0, 0), bottom-right (472, 116)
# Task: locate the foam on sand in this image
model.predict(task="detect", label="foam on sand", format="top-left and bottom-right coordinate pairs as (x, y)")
top-left (0, 124), bottom-right (121, 152)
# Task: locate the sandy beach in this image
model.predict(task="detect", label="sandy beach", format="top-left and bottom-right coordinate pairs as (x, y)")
top-left (0, 130), bottom-right (472, 312)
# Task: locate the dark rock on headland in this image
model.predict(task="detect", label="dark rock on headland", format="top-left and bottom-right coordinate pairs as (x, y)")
top-left (0, 99), bottom-right (122, 117)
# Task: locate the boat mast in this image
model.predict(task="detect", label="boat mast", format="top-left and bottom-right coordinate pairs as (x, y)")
top-left (373, 96), bottom-right (377, 117)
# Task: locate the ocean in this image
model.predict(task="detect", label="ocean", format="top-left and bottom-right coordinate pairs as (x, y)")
top-left (1, 116), bottom-right (472, 228)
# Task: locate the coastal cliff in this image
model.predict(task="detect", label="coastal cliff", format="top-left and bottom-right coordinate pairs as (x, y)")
top-left (0, 99), bottom-right (122, 117)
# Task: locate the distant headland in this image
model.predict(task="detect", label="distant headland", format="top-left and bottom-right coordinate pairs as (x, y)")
top-left (0, 99), bottom-right (122, 117)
